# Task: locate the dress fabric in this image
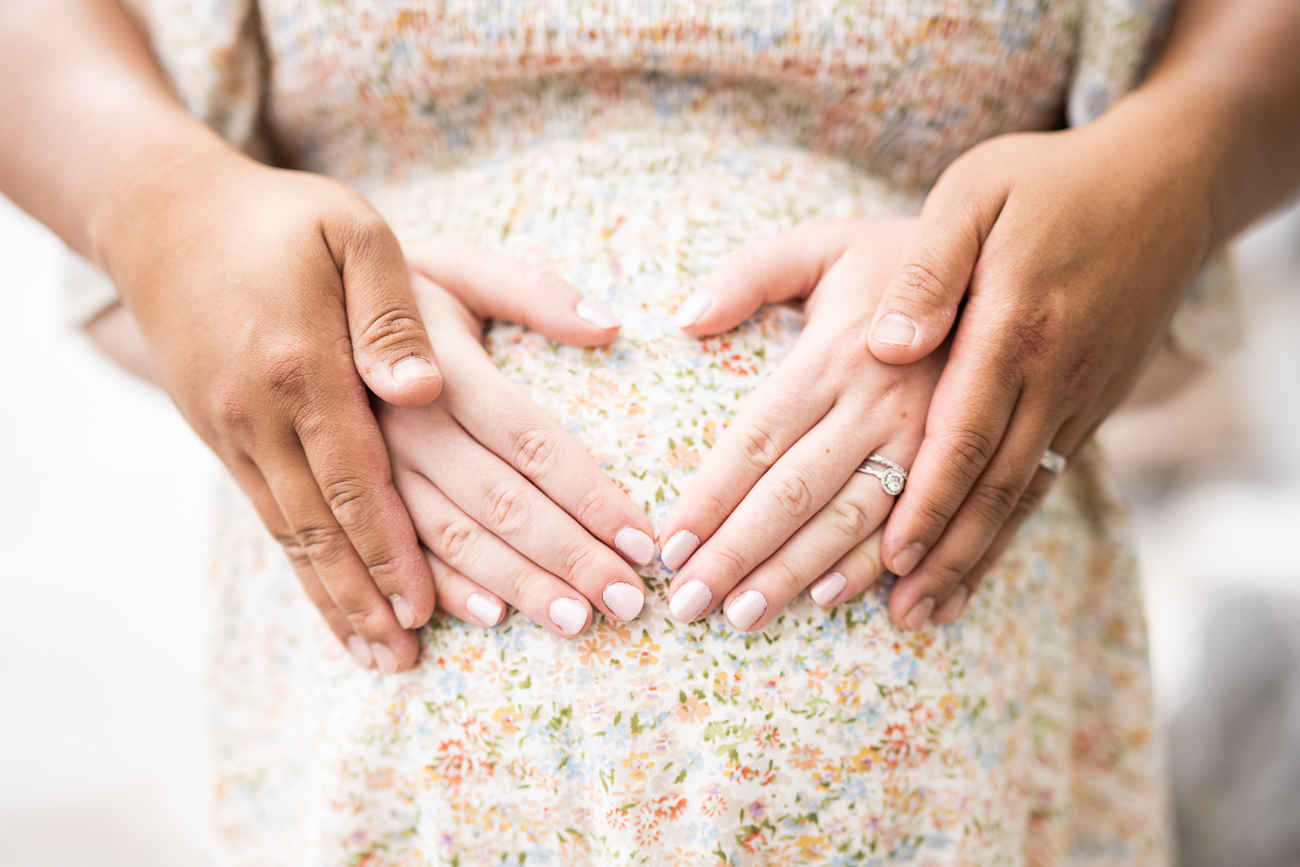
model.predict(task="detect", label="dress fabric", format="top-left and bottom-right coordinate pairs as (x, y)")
top-left (124, 2), bottom-right (1175, 865)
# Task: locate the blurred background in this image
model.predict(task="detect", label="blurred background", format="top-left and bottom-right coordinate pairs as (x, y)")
top-left (0, 192), bottom-right (1297, 866)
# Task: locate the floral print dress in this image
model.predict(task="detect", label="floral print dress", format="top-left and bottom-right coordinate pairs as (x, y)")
top-left (98, 1), bottom-right (1201, 864)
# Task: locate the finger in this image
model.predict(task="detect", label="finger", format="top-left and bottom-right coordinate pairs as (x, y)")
top-left (880, 333), bottom-right (1022, 582)
top-left (428, 349), bottom-right (656, 566)
top-left (887, 406), bottom-right (1057, 631)
top-left (808, 528), bottom-right (889, 610)
top-left (422, 549), bottom-right (507, 628)
top-left (718, 465), bottom-right (897, 632)
top-left (226, 454), bottom-right (372, 667)
top-left (398, 470), bottom-right (595, 637)
top-left (673, 217), bottom-right (857, 335)
top-left (386, 404), bottom-right (647, 623)
top-left (257, 442), bottom-right (422, 674)
top-left (405, 246), bottom-right (621, 347)
top-left (325, 210), bottom-right (443, 406)
top-left (667, 404), bottom-right (880, 621)
top-left (868, 172), bottom-right (1006, 364)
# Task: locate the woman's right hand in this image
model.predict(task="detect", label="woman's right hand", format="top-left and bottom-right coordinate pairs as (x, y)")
top-left (376, 246), bottom-right (656, 644)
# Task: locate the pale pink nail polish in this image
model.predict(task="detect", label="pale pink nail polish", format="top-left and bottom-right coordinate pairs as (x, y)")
top-left (892, 542), bottom-right (926, 577)
top-left (602, 582), bottom-right (645, 621)
top-left (673, 292), bottom-right (713, 329)
top-left (809, 572), bottom-right (847, 607)
top-left (371, 643), bottom-right (399, 674)
top-left (391, 356), bottom-right (437, 383)
top-left (550, 597), bottom-right (588, 635)
top-left (347, 635), bottom-right (373, 668)
top-left (390, 594), bottom-right (416, 629)
top-left (575, 299), bottom-right (621, 329)
top-left (904, 597), bottom-right (935, 632)
top-left (661, 530), bottom-right (700, 571)
top-left (614, 527), bottom-right (656, 566)
top-left (873, 313), bottom-right (917, 347)
top-left (726, 590), bottom-right (768, 632)
top-left (466, 593), bottom-right (504, 626)
top-left (669, 580), bottom-right (712, 622)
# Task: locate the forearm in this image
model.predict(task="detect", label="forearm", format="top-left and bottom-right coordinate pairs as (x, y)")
top-left (1121, 0), bottom-right (1300, 245)
top-left (0, 0), bottom-right (230, 270)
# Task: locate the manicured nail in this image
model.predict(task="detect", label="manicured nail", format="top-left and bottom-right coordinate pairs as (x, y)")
top-left (726, 590), bottom-right (768, 632)
top-left (669, 580), bottom-right (712, 622)
top-left (575, 299), bottom-right (622, 330)
top-left (673, 291), bottom-right (713, 329)
top-left (614, 527), bottom-right (656, 566)
top-left (602, 582), bottom-right (646, 621)
top-left (904, 597), bottom-right (935, 632)
top-left (661, 530), bottom-right (700, 571)
top-left (892, 542), bottom-right (926, 577)
top-left (550, 597), bottom-right (588, 635)
top-left (346, 635), bottom-right (374, 668)
top-left (809, 572), bottom-right (847, 608)
top-left (934, 586), bottom-right (969, 623)
top-left (371, 643), bottom-right (399, 674)
top-left (391, 356), bottom-right (437, 383)
top-left (390, 594), bottom-right (416, 629)
top-left (872, 313), bottom-right (917, 347)
top-left (466, 593), bottom-right (504, 626)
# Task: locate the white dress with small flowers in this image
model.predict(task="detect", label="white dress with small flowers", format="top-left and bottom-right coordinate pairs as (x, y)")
top-left (102, 1), bottom-right (1206, 864)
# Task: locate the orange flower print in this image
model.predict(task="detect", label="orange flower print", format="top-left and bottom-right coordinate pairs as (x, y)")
top-left (664, 438), bottom-right (701, 471)
top-left (617, 421), bottom-right (656, 457)
top-left (664, 847), bottom-right (699, 867)
top-left (624, 751), bottom-right (655, 782)
top-left (588, 374), bottom-right (619, 397)
top-left (835, 675), bottom-right (862, 707)
top-left (597, 618), bottom-right (633, 646)
top-left (566, 391), bottom-right (598, 416)
top-left (629, 673), bottom-right (666, 708)
top-left (578, 637), bottom-right (611, 667)
top-left (650, 728), bottom-right (680, 755)
top-left (712, 669), bottom-right (742, 699)
top-left (754, 725), bottom-right (780, 748)
top-left (806, 665), bottom-right (830, 692)
top-left (492, 705), bottom-right (521, 735)
top-left (676, 694), bottom-right (712, 724)
top-left (789, 744), bottom-right (824, 770)
top-left (756, 675), bottom-right (792, 710)
top-left (701, 419), bottom-right (718, 448)
top-left (626, 633), bottom-right (660, 666)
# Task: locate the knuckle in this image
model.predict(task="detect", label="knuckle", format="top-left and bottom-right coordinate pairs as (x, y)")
top-left (763, 556), bottom-right (806, 598)
top-left (770, 473), bottom-right (815, 521)
top-left (274, 531), bottom-right (313, 571)
top-left (261, 344), bottom-right (319, 405)
top-left (357, 305), bottom-right (425, 356)
top-left (706, 541), bottom-right (752, 584)
top-left (940, 427), bottom-right (999, 483)
top-left (343, 604), bottom-right (393, 638)
top-left (508, 425), bottom-right (562, 479)
top-left (570, 483), bottom-right (610, 530)
top-left (923, 556), bottom-right (969, 595)
top-left (483, 481), bottom-right (532, 534)
top-left (733, 421), bottom-right (782, 472)
top-left (893, 259), bottom-right (950, 309)
top-left (828, 497), bottom-right (873, 541)
top-left (561, 542), bottom-right (603, 581)
top-left (437, 519), bottom-right (483, 563)
top-left (295, 522), bottom-right (350, 567)
top-left (321, 475), bottom-right (371, 523)
top-left (965, 477), bottom-right (1023, 526)
top-left (214, 386), bottom-right (258, 436)
top-left (364, 551), bottom-right (406, 592)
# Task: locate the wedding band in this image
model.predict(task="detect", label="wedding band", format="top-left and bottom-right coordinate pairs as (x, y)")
top-left (855, 454), bottom-right (907, 496)
top-left (1039, 449), bottom-right (1067, 477)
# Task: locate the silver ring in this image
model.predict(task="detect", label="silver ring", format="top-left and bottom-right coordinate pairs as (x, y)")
top-left (855, 453), bottom-right (907, 496)
top-left (1039, 449), bottom-right (1067, 477)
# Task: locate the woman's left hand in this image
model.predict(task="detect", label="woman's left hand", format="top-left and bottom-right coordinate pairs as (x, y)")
top-left (658, 218), bottom-right (944, 632)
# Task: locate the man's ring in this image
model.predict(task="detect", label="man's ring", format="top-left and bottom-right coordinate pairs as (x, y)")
top-left (856, 454), bottom-right (907, 496)
top-left (1039, 449), bottom-right (1067, 476)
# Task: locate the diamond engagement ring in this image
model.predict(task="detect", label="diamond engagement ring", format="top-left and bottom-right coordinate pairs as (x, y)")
top-left (1039, 449), bottom-right (1067, 477)
top-left (855, 454), bottom-right (908, 496)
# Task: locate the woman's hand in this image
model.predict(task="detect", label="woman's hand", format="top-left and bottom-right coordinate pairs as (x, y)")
top-left (859, 103), bottom-right (1222, 630)
top-left (657, 218), bottom-right (944, 632)
top-left (376, 246), bottom-right (656, 642)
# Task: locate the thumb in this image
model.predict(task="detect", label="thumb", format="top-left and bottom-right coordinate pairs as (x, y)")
top-left (335, 219), bottom-right (443, 408)
top-left (868, 175), bottom-right (1005, 364)
top-left (405, 243), bottom-right (621, 348)
top-left (675, 217), bottom-right (857, 336)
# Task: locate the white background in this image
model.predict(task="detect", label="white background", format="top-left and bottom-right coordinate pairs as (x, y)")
top-left (0, 193), bottom-right (1297, 866)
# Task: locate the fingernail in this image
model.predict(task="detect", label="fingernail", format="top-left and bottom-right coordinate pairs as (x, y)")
top-left (892, 542), bottom-right (926, 577)
top-left (346, 635), bottom-right (374, 668)
top-left (371, 643), bottom-right (399, 674)
top-left (549, 597), bottom-right (588, 635)
top-left (575, 299), bottom-right (622, 330)
top-left (614, 527), bottom-right (656, 566)
top-left (934, 585), bottom-right (969, 623)
top-left (872, 313), bottom-right (917, 347)
top-left (660, 530), bottom-right (700, 571)
top-left (602, 582), bottom-right (646, 621)
top-left (391, 356), bottom-right (437, 383)
top-left (673, 291), bottom-right (713, 329)
top-left (726, 590), bottom-right (768, 632)
top-left (390, 594), bottom-right (416, 629)
top-left (809, 572), bottom-right (847, 608)
top-left (904, 597), bottom-right (935, 632)
top-left (669, 580), bottom-right (713, 622)
top-left (466, 593), bottom-right (504, 626)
